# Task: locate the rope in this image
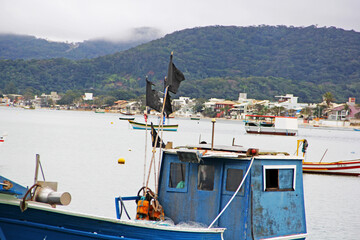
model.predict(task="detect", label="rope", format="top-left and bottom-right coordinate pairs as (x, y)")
top-left (208, 156), bottom-right (255, 229)
top-left (20, 183), bottom-right (40, 212)
top-left (118, 196), bottom-right (131, 220)
top-left (143, 107), bottom-right (148, 188)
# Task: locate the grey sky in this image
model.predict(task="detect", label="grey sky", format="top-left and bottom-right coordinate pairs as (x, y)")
top-left (1, 0), bottom-right (359, 42)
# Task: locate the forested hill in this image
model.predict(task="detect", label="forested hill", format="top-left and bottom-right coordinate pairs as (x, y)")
top-left (0, 34), bottom-right (148, 60)
top-left (1, 25), bottom-right (360, 103)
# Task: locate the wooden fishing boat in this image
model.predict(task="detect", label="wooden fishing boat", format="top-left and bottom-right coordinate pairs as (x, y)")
top-left (296, 139), bottom-right (360, 176)
top-left (245, 115), bottom-right (298, 136)
top-left (1, 141), bottom-right (308, 240)
top-left (0, 177), bottom-right (224, 240)
top-left (119, 116), bottom-right (135, 121)
top-left (128, 120), bottom-right (178, 132)
top-left (95, 108), bottom-right (105, 113)
top-left (303, 159), bottom-right (360, 176)
top-left (120, 111), bottom-right (135, 116)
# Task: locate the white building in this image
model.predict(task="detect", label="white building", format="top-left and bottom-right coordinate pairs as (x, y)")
top-left (274, 94), bottom-right (308, 110)
top-left (83, 93), bottom-right (93, 101)
top-left (172, 97), bottom-right (196, 116)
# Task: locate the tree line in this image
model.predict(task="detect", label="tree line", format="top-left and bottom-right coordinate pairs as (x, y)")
top-left (1, 25), bottom-right (360, 103)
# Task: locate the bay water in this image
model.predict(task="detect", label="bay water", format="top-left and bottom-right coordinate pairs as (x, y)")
top-left (1, 107), bottom-right (359, 239)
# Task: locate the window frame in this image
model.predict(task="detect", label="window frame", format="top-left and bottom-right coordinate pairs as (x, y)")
top-left (197, 164), bottom-right (215, 191)
top-left (222, 166), bottom-right (246, 196)
top-left (166, 162), bottom-right (189, 193)
top-left (263, 165), bottom-right (296, 192)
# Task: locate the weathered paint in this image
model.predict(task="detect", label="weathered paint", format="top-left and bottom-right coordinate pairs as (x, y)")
top-left (158, 152), bottom-right (307, 239)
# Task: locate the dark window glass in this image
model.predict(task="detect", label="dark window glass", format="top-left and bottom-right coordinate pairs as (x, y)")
top-left (265, 169), bottom-right (279, 189)
top-left (197, 165), bottom-right (215, 191)
top-left (169, 163), bottom-right (186, 189)
top-left (226, 168), bottom-right (244, 193)
top-left (265, 168), bottom-right (294, 191)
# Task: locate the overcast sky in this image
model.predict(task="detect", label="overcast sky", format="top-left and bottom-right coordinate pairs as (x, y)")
top-left (1, 0), bottom-right (359, 43)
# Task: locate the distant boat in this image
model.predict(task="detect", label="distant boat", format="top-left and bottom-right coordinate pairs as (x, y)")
top-left (303, 159), bottom-right (360, 176)
top-left (190, 117), bottom-right (200, 120)
top-left (128, 120), bottom-right (178, 132)
top-left (95, 108), bottom-right (105, 113)
top-left (244, 115), bottom-right (298, 136)
top-left (0, 136), bottom-right (4, 143)
top-left (120, 111), bottom-right (134, 116)
top-left (119, 116), bottom-right (135, 121)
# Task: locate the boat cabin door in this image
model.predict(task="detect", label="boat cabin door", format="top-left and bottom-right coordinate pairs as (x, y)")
top-left (218, 161), bottom-right (251, 240)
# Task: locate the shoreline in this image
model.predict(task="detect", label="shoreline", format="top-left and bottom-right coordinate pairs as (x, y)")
top-left (1, 105), bottom-right (359, 130)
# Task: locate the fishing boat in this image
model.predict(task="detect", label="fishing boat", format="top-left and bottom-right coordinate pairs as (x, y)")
top-left (244, 115), bottom-right (298, 136)
top-left (354, 128), bottom-right (360, 131)
top-left (0, 140), bottom-right (307, 240)
top-left (95, 108), bottom-right (105, 113)
top-left (302, 159), bottom-right (360, 176)
top-left (120, 111), bottom-right (135, 116)
top-left (119, 116), bottom-right (135, 121)
top-left (296, 139), bottom-right (360, 176)
top-left (0, 174), bottom-right (224, 240)
top-left (128, 120), bottom-right (178, 132)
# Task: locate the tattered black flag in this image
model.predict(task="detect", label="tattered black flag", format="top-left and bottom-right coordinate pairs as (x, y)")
top-left (164, 89), bottom-right (173, 117)
top-left (166, 53), bottom-right (185, 94)
top-left (151, 122), bottom-right (166, 148)
top-left (146, 78), bottom-right (162, 112)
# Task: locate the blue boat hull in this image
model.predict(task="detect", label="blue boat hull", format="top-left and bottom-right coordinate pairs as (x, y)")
top-left (0, 200), bottom-right (224, 240)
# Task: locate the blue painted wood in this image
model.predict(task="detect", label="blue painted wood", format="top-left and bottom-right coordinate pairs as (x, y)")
top-left (0, 202), bottom-right (223, 240)
top-left (0, 176), bottom-right (27, 198)
top-left (158, 152), bottom-right (307, 239)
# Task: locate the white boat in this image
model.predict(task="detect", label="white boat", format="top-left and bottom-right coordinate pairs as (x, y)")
top-left (245, 115), bottom-right (298, 136)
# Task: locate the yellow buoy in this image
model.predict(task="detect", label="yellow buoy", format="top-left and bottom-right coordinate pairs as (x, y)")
top-left (118, 158), bottom-right (125, 164)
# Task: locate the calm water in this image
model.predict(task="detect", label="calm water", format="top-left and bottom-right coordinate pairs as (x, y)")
top-left (1, 107), bottom-right (360, 239)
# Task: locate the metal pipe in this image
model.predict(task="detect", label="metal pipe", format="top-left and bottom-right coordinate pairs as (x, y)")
top-left (35, 187), bottom-right (71, 205)
top-left (211, 118), bottom-right (216, 150)
top-left (34, 154), bottom-right (40, 184)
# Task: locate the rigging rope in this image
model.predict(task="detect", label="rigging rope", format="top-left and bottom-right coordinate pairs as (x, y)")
top-left (208, 156), bottom-right (255, 229)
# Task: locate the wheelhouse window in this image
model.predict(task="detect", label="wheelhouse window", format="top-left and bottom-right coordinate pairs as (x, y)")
top-left (197, 165), bottom-right (215, 191)
top-left (263, 165), bottom-right (296, 191)
top-left (225, 168), bottom-right (244, 193)
top-left (169, 163), bottom-right (186, 189)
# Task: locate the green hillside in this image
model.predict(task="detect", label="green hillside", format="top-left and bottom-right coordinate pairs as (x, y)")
top-left (0, 34), bottom-right (146, 60)
top-left (1, 25), bottom-right (360, 103)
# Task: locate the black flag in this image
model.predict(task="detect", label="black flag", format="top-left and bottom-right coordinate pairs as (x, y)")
top-left (151, 122), bottom-right (165, 148)
top-left (166, 53), bottom-right (185, 94)
top-left (164, 90), bottom-right (173, 117)
top-left (146, 78), bottom-right (162, 112)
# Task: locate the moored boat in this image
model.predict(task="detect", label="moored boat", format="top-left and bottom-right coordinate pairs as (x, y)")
top-left (120, 111), bottom-right (135, 116)
top-left (0, 174), bottom-right (224, 240)
top-left (302, 159), bottom-right (360, 176)
top-left (119, 116), bottom-right (135, 120)
top-left (95, 108), bottom-right (105, 113)
top-left (128, 120), bottom-right (178, 132)
top-left (245, 115), bottom-right (298, 136)
top-left (1, 140), bottom-right (308, 240)
top-left (296, 139), bottom-right (360, 176)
